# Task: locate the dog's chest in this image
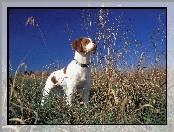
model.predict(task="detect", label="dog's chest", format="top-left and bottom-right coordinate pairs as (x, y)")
top-left (71, 67), bottom-right (90, 80)
top-left (76, 69), bottom-right (89, 81)
top-left (66, 61), bottom-right (91, 83)
top-left (75, 71), bottom-right (90, 88)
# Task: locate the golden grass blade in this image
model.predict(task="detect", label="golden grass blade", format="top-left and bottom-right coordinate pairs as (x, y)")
top-left (136, 104), bottom-right (154, 111)
top-left (120, 97), bottom-right (128, 114)
top-left (9, 118), bottom-right (25, 124)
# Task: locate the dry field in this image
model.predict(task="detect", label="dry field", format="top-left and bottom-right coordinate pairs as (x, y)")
top-left (8, 65), bottom-right (166, 124)
top-left (8, 9), bottom-right (166, 124)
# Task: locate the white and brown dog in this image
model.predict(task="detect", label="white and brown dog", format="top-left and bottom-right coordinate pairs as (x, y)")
top-left (41, 37), bottom-right (97, 106)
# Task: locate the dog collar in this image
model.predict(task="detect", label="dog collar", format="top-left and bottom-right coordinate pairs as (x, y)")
top-left (74, 59), bottom-right (89, 68)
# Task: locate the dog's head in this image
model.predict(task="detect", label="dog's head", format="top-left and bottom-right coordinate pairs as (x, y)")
top-left (71, 37), bottom-right (97, 54)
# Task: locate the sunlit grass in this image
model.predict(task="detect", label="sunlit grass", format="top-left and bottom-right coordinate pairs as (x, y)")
top-left (8, 65), bottom-right (166, 124)
top-left (8, 9), bottom-right (166, 124)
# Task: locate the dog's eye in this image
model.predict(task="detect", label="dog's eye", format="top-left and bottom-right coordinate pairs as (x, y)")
top-left (84, 41), bottom-right (88, 45)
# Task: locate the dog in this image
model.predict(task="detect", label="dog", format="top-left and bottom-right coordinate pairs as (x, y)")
top-left (41, 37), bottom-right (97, 107)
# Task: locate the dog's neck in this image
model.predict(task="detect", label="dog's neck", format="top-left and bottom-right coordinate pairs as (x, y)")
top-left (74, 51), bottom-right (90, 64)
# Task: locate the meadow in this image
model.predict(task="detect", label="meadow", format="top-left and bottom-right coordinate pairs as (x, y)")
top-left (8, 64), bottom-right (166, 124)
top-left (8, 9), bottom-right (166, 124)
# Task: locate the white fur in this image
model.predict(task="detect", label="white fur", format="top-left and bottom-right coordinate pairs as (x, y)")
top-left (41, 37), bottom-right (96, 106)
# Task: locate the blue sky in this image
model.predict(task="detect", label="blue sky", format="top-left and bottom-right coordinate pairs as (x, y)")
top-left (9, 8), bottom-right (166, 72)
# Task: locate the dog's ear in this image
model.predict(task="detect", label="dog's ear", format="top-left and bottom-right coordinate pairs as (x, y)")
top-left (71, 37), bottom-right (83, 52)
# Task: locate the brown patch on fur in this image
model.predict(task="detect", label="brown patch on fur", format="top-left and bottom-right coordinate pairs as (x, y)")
top-left (81, 38), bottom-right (90, 52)
top-left (71, 37), bottom-right (82, 52)
top-left (63, 66), bottom-right (67, 74)
top-left (71, 37), bottom-right (89, 52)
top-left (51, 76), bottom-right (58, 84)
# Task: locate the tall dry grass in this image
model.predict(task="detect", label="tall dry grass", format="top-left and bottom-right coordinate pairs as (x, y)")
top-left (8, 9), bottom-right (166, 124)
top-left (8, 63), bottom-right (166, 124)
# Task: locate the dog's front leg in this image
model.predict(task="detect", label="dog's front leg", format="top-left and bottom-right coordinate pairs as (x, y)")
top-left (81, 88), bottom-right (90, 108)
top-left (64, 83), bottom-right (76, 106)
